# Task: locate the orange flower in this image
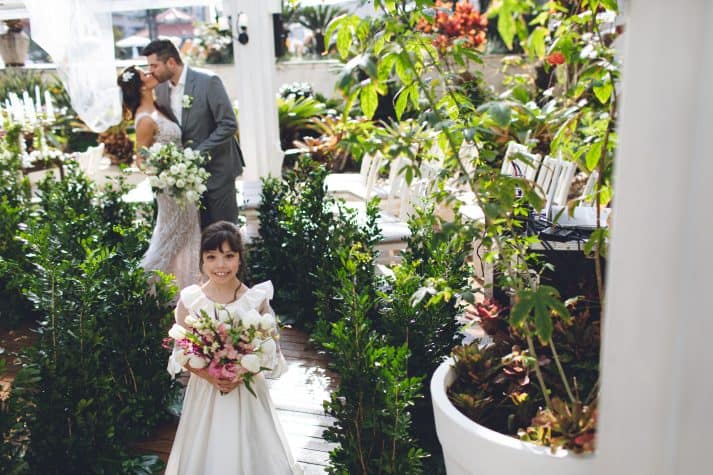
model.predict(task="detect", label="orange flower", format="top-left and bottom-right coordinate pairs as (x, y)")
top-left (546, 52), bottom-right (566, 66)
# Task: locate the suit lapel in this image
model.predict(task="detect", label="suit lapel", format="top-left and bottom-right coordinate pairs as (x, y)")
top-left (181, 67), bottom-right (195, 127)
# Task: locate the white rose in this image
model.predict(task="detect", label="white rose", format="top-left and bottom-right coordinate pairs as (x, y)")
top-left (170, 165), bottom-right (179, 174)
top-left (166, 176), bottom-right (176, 186)
top-left (177, 163), bottom-right (187, 172)
top-left (184, 314), bottom-right (198, 327)
top-left (148, 176), bottom-right (159, 187)
top-left (188, 355), bottom-right (207, 369)
top-left (185, 190), bottom-right (198, 202)
top-left (240, 354), bottom-right (261, 373)
top-left (184, 149), bottom-right (195, 159)
top-left (168, 323), bottom-right (187, 340)
top-left (258, 313), bottom-right (276, 331)
top-left (260, 339), bottom-right (277, 360)
top-left (239, 309), bottom-right (262, 329)
top-left (175, 179), bottom-right (186, 189)
top-left (198, 184), bottom-right (207, 193)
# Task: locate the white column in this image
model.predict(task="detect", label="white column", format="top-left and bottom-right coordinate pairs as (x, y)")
top-left (223, 0), bottom-right (283, 180)
top-left (597, 1), bottom-right (713, 473)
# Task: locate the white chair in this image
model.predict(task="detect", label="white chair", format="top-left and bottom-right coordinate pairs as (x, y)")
top-left (534, 155), bottom-right (576, 219)
top-left (75, 143), bottom-right (105, 178)
top-left (324, 151), bottom-right (387, 200)
top-left (579, 170), bottom-right (599, 206)
top-left (237, 180), bottom-right (263, 244)
top-left (550, 170), bottom-right (612, 228)
top-left (501, 142), bottom-right (541, 181)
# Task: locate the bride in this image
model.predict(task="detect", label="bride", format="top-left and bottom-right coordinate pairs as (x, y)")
top-left (117, 66), bottom-right (201, 290)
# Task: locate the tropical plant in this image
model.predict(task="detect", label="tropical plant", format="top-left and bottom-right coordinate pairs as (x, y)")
top-left (277, 94), bottom-right (326, 151)
top-left (324, 0), bottom-right (620, 454)
top-left (297, 4), bottom-right (348, 56)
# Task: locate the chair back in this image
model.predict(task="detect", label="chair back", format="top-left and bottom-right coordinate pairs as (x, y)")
top-left (501, 142), bottom-right (541, 181)
top-left (75, 143), bottom-right (105, 177)
top-left (579, 170), bottom-right (599, 206)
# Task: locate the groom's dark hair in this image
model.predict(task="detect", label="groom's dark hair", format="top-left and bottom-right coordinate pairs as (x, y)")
top-left (142, 39), bottom-right (183, 65)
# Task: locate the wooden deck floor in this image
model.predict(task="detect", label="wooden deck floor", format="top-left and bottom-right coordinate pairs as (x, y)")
top-left (134, 326), bottom-right (339, 474)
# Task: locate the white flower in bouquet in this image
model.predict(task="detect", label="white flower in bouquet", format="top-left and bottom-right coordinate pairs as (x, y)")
top-left (185, 190), bottom-right (198, 203)
top-left (260, 338), bottom-right (277, 359)
top-left (189, 355), bottom-right (208, 369)
top-left (184, 314), bottom-right (198, 327)
top-left (240, 354), bottom-right (261, 373)
top-left (238, 308), bottom-right (262, 329)
top-left (140, 142), bottom-right (210, 208)
top-left (258, 312), bottom-right (277, 331)
top-left (168, 323), bottom-right (187, 340)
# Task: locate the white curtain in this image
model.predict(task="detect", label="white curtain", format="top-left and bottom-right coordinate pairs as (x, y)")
top-left (25, 0), bottom-right (121, 132)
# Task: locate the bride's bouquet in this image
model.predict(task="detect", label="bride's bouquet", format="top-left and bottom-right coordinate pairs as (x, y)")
top-left (167, 304), bottom-right (278, 397)
top-left (141, 142), bottom-right (210, 208)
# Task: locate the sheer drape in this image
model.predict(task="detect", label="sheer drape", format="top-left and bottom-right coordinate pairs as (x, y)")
top-left (25, 0), bottom-right (121, 132)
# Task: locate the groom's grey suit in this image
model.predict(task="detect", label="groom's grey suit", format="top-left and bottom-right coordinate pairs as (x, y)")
top-left (155, 67), bottom-right (244, 229)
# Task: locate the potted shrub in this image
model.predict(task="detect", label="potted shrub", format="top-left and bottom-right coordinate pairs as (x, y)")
top-left (326, 0), bottom-right (619, 471)
top-left (432, 288), bottom-right (600, 474)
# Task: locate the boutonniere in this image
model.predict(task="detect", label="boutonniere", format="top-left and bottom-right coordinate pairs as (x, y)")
top-left (182, 94), bottom-right (193, 109)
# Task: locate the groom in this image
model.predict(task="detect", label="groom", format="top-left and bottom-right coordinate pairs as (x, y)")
top-left (142, 39), bottom-right (244, 229)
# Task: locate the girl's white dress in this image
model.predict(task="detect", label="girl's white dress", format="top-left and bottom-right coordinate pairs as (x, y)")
top-left (165, 281), bottom-right (302, 475)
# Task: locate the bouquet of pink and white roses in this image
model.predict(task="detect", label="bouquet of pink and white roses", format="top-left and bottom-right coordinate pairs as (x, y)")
top-left (141, 142), bottom-right (210, 208)
top-left (167, 304), bottom-right (279, 397)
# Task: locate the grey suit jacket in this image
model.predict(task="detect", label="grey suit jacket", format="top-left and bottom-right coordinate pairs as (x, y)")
top-left (155, 67), bottom-right (244, 192)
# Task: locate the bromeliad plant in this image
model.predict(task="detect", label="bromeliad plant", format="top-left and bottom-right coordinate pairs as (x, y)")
top-left (325, 0), bottom-right (619, 455)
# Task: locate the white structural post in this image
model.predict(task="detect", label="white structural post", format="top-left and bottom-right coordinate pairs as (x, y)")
top-left (597, 1), bottom-right (713, 473)
top-left (223, 0), bottom-right (283, 180)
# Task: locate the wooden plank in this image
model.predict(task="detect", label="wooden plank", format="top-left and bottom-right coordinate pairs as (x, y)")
top-left (295, 447), bottom-right (332, 466)
top-left (277, 408), bottom-right (336, 428)
top-left (285, 434), bottom-right (337, 453)
top-left (301, 462), bottom-right (329, 475)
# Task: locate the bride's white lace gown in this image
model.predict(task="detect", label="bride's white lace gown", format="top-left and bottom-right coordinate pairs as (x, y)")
top-left (166, 281), bottom-right (303, 475)
top-left (136, 111), bottom-right (200, 290)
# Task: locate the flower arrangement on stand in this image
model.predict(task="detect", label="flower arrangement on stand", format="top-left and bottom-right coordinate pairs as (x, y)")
top-left (140, 142), bottom-right (209, 208)
top-left (167, 303), bottom-right (279, 397)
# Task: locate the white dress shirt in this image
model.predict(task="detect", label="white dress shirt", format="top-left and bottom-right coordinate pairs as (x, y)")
top-left (169, 66), bottom-right (188, 125)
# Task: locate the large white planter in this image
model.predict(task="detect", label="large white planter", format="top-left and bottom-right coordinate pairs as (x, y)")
top-left (431, 359), bottom-right (596, 475)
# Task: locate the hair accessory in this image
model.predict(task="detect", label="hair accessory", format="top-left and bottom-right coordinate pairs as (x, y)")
top-left (121, 70), bottom-right (135, 82)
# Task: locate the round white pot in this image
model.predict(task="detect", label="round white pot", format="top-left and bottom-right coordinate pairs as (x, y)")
top-left (431, 359), bottom-right (596, 475)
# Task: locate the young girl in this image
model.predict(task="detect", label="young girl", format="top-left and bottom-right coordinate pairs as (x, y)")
top-left (166, 221), bottom-right (302, 474)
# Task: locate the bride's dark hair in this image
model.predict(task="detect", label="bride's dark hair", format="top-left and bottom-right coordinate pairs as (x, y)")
top-left (117, 66), bottom-right (142, 119)
top-left (200, 221), bottom-right (247, 282)
top-left (117, 65), bottom-right (174, 121)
